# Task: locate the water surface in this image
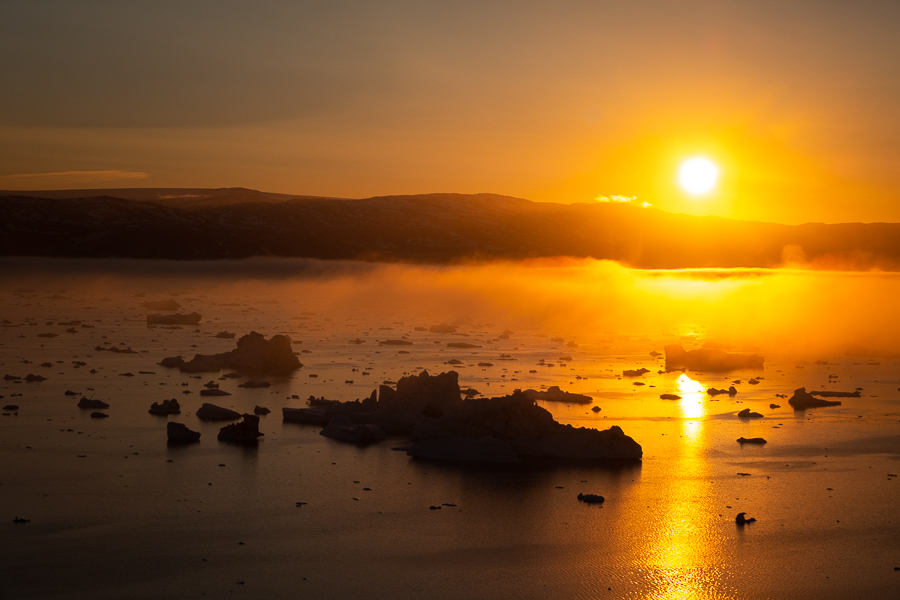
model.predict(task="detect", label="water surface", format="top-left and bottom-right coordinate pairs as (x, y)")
top-left (1, 258), bottom-right (898, 599)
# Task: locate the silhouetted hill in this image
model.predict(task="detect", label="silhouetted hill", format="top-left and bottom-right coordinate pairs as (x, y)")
top-left (3, 190), bottom-right (900, 269)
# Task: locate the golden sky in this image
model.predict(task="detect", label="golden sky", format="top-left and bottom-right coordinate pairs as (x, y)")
top-left (1, 0), bottom-right (898, 224)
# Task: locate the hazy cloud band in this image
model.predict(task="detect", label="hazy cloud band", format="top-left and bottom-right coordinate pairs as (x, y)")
top-left (0, 170), bottom-right (149, 189)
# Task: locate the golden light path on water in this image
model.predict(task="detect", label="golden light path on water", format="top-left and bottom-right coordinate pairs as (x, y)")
top-left (631, 374), bottom-right (732, 600)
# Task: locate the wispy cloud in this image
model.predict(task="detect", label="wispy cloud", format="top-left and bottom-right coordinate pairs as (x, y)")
top-left (594, 195), bottom-right (651, 208)
top-left (594, 195), bottom-right (635, 203)
top-left (0, 170), bottom-right (149, 189)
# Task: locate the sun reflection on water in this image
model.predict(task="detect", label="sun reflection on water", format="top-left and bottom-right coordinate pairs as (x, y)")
top-left (676, 373), bottom-right (707, 424)
top-left (675, 373), bottom-right (705, 395)
top-left (629, 373), bottom-right (732, 599)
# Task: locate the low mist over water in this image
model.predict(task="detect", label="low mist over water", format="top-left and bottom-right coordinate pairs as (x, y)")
top-left (4, 256), bottom-right (900, 357)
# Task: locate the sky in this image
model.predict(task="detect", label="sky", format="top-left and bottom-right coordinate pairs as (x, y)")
top-left (1, 0), bottom-right (899, 225)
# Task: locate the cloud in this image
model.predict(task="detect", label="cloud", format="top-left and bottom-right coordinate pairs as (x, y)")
top-left (594, 195), bottom-right (636, 203)
top-left (594, 195), bottom-right (651, 208)
top-left (0, 170), bottom-right (149, 189)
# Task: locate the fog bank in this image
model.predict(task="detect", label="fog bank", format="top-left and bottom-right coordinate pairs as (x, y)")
top-left (2, 257), bottom-right (897, 358)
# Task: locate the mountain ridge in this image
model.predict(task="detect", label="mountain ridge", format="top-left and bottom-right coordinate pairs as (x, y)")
top-left (2, 189), bottom-right (900, 270)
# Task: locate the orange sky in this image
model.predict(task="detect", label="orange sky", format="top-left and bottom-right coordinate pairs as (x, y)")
top-left (1, 1), bottom-right (898, 225)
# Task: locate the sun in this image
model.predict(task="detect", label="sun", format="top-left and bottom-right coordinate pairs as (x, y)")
top-left (679, 157), bottom-right (718, 195)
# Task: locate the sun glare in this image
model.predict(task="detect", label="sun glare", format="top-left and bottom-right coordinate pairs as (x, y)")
top-left (679, 158), bottom-right (718, 195)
